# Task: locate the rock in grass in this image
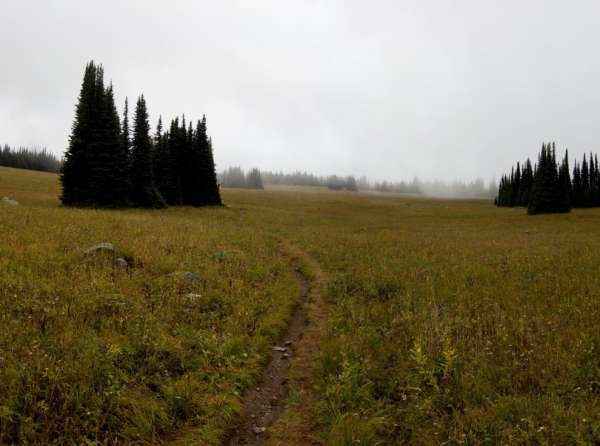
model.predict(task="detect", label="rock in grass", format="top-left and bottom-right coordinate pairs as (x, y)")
top-left (2, 197), bottom-right (19, 206)
top-left (114, 257), bottom-right (129, 269)
top-left (167, 271), bottom-right (204, 285)
top-left (83, 243), bottom-right (115, 257)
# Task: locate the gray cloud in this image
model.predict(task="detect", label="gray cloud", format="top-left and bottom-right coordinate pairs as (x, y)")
top-left (2, 0), bottom-right (600, 182)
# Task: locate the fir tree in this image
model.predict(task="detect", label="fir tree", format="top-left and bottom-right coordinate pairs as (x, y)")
top-left (61, 62), bottom-right (99, 205)
top-left (193, 116), bottom-right (222, 205)
top-left (96, 83), bottom-right (130, 206)
top-left (511, 162), bottom-right (521, 207)
top-left (557, 150), bottom-right (572, 212)
top-left (582, 153), bottom-right (590, 207)
top-left (130, 95), bottom-right (166, 208)
top-left (528, 143), bottom-right (563, 214)
top-left (572, 162), bottom-right (582, 207)
top-left (122, 97), bottom-right (131, 162)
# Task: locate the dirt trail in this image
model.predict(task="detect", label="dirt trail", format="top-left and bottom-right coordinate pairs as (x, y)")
top-left (225, 257), bottom-right (311, 446)
top-left (265, 243), bottom-right (329, 446)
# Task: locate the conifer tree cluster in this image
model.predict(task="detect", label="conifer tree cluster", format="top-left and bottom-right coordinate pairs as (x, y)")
top-left (496, 142), bottom-right (600, 214)
top-left (61, 62), bottom-right (221, 208)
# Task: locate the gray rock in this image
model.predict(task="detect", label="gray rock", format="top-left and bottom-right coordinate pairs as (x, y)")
top-left (84, 243), bottom-right (115, 257)
top-left (253, 426), bottom-right (266, 435)
top-left (2, 197), bottom-right (19, 206)
top-left (114, 257), bottom-right (129, 269)
top-left (167, 271), bottom-right (204, 285)
top-left (272, 346), bottom-right (287, 352)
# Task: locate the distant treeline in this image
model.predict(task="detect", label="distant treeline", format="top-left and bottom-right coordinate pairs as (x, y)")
top-left (0, 145), bottom-right (62, 173)
top-left (496, 142), bottom-right (596, 214)
top-left (61, 61), bottom-right (220, 208)
top-left (220, 168), bottom-right (360, 192)
top-left (223, 168), bottom-right (495, 198)
top-left (219, 167), bottom-right (264, 189)
top-left (373, 178), bottom-right (496, 199)
top-left (260, 170), bottom-right (362, 191)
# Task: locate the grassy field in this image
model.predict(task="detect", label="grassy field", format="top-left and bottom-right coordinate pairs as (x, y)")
top-left (2, 166), bottom-right (600, 445)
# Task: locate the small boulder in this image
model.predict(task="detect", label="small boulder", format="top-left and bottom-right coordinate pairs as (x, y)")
top-left (2, 197), bottom-right (19, 206)
top-left (83, 243), bottom-right (115, 257)
top-left (167, 271), bottom-right (204, 285)
top-left (114, 257), bottom-right (129, 269)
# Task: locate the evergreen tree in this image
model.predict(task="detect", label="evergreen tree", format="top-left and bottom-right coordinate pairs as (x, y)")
top-left (96, 83), bottom-right (130, 206)
top-left (246, 168), bottom-right (264, 189)
top-left (528, 143), bottom-right (563, 214)
top-left (122, 97), bottom-right (131, 163)
top-left (155, 126), bottom-right (179, 205)
top-left (557, 150), bottom-right (572, 212)
top-left (61, 62), bottom-right (99, 205)
top-left (582, 153), bottom-right (590, 207)
top-left (193, 116), bottom-right (222, 205)
top-left (130, 95), bottom-right (166, 208)
top-left (572, 162), bottom-right (582, 207)
top-left (519, 159), bottom-right (534, 206)
top-left (511, 162), bottom-right (521, 207)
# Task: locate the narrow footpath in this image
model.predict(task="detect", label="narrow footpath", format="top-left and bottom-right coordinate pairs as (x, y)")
top-left (226, 241), bottom-right (329, 446)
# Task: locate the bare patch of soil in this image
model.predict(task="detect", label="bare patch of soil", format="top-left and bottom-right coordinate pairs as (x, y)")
top-left (225, 261), bottom-right (310, 446)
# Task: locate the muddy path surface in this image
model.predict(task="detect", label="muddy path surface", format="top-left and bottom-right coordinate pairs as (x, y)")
top-left (225, 261), bottom-right (311, 446)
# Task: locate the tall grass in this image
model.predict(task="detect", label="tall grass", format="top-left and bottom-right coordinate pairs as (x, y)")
top-left (286, 197), bottom-right (600, 444)
top-left (3, 167), bottom-right (600, 444)
top-left (0, 167), bottom-right (298, 445)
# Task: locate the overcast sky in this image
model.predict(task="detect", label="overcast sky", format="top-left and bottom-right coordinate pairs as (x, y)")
top-left (2, 0), bottom-right (600, 182)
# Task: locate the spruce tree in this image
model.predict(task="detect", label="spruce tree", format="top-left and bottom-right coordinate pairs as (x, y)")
top-left (519, 159), bottom-right (534, 206)
top-left (130, 95), bottom-right (166, 208)
top-left (511, 162), bottom-right (521, 206)
top-left (192, 116), bottom-right (222, 205)
top-left (528, 143), bottom-right (563, 214)
top-left (61, 62), bottom-right (98, 205)
top-left (572, 162), bottom-right (582, 207)
top-left (94, 83), bottom-right (130, 206)
top-left (582, 153), bottom-right (590, 207)
top-left (557, 150), bottom-right (572, 212)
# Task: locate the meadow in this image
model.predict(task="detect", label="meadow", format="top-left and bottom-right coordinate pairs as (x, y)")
top-left (2, 166), bottom-right (600, 445)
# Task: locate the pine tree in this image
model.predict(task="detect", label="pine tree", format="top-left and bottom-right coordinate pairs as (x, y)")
top-left (528, 143), bottom-right (563, 214)
top-left (511, 162), bottom-right (521, 206)
top-left (96, 83), bottom-right (130, 206)
top-left (193, 116), bottom-right (222, 205)
top-left (122, 98), bottom-right (131, 161)
top-left (519, 158), bottom-right (534, 206)
top-left (61, 62), bottom-right (100, 205)
top-left (130, 95), bottom-right (166, 208)
top-left (557, 150), bottom-right (572, 212)
top-left (572, 162), bottom-right (582, 207)
top-left (582, 153), bottom-right (590, 207)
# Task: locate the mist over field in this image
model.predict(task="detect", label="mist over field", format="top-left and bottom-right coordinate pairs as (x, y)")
top-left (3, 0), bottom-right (600, 185)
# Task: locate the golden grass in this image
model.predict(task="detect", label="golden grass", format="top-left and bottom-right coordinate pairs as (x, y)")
top-left (2, 166), bottom-right (600, 445)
